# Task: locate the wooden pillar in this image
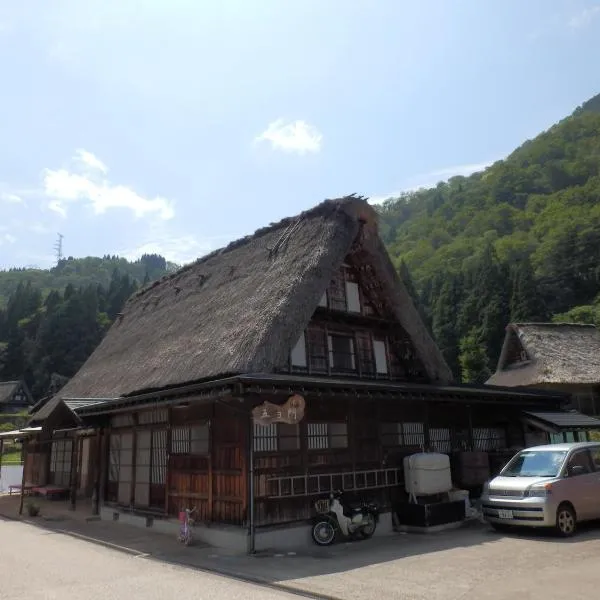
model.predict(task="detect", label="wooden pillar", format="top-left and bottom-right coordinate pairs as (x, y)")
top-left (349, 397), bottom-right (357, 472)
top-left (69, 436), bottom-right (78, 511)
top-left (422, 400), bottom-right (430, 450)
top-left (18, 439), bottom-right (28, 516)
top-left (92, 429), bottom-right (102, 515)
top-left (247, 411), bottom-right (255, 555)
top-left (207, 409), bottom-right (214, 522)
top-left (165, 409), bottom-right (172, 515)
top-left (467, 405), bottom-right (475, 451)
top-left (130, 414), bottom-right (138, 507)
top-left (100, 428), bottom-right (109, 505)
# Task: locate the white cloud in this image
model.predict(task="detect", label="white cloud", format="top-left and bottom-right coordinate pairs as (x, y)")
top-left (256, 119), bottom-right (322, 154)
top-left (0, 233), bottom-right (17, 245)
top-left (369, 159), bottom-right (498, 205)
top-left (74, 148), bottom-right (108, 174)
top-left (569, 6), bottom-right (600, 28)
top-left (119, 231), bottom-right (238, 266)
top-left (1, 192), bottom-right (23, 203)
top-left (42, 150), bottom-right (174, 220)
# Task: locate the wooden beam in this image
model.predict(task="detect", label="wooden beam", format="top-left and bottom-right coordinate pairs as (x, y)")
top-left (207, 407), bottom-right (214, 522)
top-left (130, 414), bottom-right (138, 507)
top-left (18, 440), bottom-right (28, 516)
top-left (92, 429), bottom-right (102, 515)
top-left (165, 409), bottom-right (172, 515)
top-left (69, 437), bottom-right (78, 511)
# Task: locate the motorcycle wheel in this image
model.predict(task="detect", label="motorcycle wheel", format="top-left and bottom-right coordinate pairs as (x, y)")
top-left (311, 519), bottom-right (336, 546)
top-left (360, 513), bottom-right (377, 539)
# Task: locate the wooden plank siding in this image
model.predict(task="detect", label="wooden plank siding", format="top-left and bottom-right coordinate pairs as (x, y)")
top-left (97, 390), bottom-right (533, 528)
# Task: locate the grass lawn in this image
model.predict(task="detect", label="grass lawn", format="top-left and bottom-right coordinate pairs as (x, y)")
top-left (1, 450), bottom-right (23, 464)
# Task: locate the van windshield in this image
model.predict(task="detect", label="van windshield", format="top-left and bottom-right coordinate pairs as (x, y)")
top-left (501, 450), bottom-right (567, 478)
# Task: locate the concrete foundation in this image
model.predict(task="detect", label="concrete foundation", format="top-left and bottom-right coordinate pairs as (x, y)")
top-left (99, 505), bottom-right (396, 553)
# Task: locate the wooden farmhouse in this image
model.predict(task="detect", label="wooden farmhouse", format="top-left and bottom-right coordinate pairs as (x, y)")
top-left (9, 197), bottom-right (600, 551)
top-left (0, 380), bottom-right (33, 414)
top-left (487, 323), bottom-right (600, 441)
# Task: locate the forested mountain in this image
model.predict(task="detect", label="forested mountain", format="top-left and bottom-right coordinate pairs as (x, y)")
top-left (0, 254), bottom-right (173, 399)
top-left (0, 254), bottom-right (177, 306)
top-left (379, 92), bottom-right (600, 382)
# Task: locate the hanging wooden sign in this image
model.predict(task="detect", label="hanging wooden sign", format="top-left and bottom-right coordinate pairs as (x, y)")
top-left (253, 394), bottom-right (305, 426)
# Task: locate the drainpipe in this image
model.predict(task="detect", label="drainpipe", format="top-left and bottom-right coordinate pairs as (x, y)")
top-left (247, 416), bottom-right (255, 555)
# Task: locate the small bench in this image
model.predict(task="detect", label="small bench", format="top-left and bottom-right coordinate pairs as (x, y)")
top-left (31, 485), bottom-right (69, 500)
top-left (8, 484), bottom-right (34, 496)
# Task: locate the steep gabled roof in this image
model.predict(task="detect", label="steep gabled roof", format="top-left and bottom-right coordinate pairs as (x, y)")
top-left (0, 380), bottom-right (33, 407)
top-left (34, 196), bottom-right (452, 419)
top-left (486, 323), bottom-right (600, 387)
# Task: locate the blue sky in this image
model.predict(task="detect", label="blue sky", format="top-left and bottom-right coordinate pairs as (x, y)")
top-left (0, 0), bottom-right (599, 269)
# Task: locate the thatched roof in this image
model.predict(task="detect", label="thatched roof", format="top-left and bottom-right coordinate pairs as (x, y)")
top-left (35, 196), bottom-right (452, 418)
top-left (487, 323), bottom-right (600, 387)
top-left (0, 380), bottom-right (33, 408)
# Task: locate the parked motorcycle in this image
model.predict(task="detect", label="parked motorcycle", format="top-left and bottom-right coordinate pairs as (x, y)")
top-left (311, 490), bottom-right (379, 546)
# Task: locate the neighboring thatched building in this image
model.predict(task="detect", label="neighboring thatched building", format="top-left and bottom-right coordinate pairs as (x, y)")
top-left (19, 197), bottom-right (597, 551)
top-left (0, 380), bottom-right (33, 415)
top-left (487, 323), bottom-right (600, 418)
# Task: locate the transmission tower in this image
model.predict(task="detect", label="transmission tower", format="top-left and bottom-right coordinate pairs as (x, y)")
top-left (54, 233), bottom-right (64, 263)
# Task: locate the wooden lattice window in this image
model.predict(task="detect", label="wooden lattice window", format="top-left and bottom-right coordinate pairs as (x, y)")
top-left (381, 422), bottom-right (425, 447)
top-left (473, 427), bottom-right (507, 451)
top-left (356, 331), bottom-right (375, 375)
top-left (254, 424), bottom-right (300, 452)
top-left (429, 427), bottom-right (452, 453)
top-left (50, 439), bottom-right (72, 487)
top-left (307, 327), bottom-right (328, 372)
top-left (328, 271), bottom-right (347, 311)
top-left (328, 334), bottom-right (356, 372)
top-left (307, 423), bottom-right (348, 450)
top-left (170, 424), bottom-right (209, 455)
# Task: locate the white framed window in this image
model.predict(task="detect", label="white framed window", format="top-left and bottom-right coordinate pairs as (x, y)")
top-left (291, 332), bottom-right (307, 367)
top-left (345, 281), bottom-right (361, 313)
top-left (373, 339), bottom-right (388, 374)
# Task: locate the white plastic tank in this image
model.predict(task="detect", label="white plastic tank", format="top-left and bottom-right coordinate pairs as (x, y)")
top-left (404, 452), bottom-right (452, 496)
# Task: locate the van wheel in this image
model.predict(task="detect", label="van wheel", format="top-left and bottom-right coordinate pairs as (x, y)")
top-left (555, 503), bottom-right (577, 537)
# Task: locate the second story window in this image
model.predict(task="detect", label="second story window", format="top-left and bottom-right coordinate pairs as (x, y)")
top-left (328, 333), bottom-right (356, 372)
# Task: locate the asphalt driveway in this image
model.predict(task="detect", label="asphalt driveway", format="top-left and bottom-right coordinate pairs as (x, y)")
top-left (2, 514), bottom-right (600, 600)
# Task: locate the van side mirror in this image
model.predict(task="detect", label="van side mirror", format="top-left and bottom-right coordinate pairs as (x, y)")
top-left (568, 465), bottom-right (586, 477)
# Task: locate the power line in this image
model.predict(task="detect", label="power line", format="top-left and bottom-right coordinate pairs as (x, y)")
top-left (53, 233), bottom-right (64, 264)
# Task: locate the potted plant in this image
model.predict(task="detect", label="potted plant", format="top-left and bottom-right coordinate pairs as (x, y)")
top-left (26, 501), bottom-right (40, 517)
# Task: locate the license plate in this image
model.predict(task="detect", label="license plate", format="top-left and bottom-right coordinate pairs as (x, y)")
top-left (498, 509), bottom-right (513, 519)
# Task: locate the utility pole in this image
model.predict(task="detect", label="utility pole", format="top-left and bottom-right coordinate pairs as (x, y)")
top-left (54, 233), bottom-right (64, 264)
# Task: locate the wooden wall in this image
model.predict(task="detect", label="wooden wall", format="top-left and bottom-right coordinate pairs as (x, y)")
top-left (104, 400), bottom-right (248, 526)
top-left (99, 392), bottom-right (531, 528)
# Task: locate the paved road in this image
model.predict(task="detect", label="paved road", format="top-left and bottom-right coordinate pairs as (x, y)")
top-left (0, 519), bottom-right (305, 600)
top-left (4, 515), bottom-right (600, 600)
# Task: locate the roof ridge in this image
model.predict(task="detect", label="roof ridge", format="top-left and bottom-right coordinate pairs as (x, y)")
top-left (131, 195), bottom-right (368, 302)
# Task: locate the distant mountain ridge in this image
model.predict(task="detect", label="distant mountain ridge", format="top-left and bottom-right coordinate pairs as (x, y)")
top-left (0, 254), bottom-right (177, 306)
